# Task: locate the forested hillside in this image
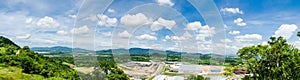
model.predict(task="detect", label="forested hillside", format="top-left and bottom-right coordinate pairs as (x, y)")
top-left (0, 36), bottom-right (130, 80)
top-left (0, 36), bottom-right (79, 80)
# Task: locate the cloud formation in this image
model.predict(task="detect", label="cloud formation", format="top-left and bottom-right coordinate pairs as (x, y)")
top-left (118, 30), bottom-right (131, 38)
top-left (57, 30), bottom-right (68, 35)
top-left (274, 24), bottom-right (298, 39)
top-left (229, 30), bottom-right (240, 35)
top-left (151, 17), bottom-right (176, 31)
top-left (101, 32), bottom-right (112, 37)
top-left (235, 34), bottom-right (262, 42)
top-left (107, 8), bottom-right (115, 13)
top-left (165, 31), bottom-right (192, 41)
top-left (16, 34), bottom-right (31, 39)
top-left (234, 18), bottom-right (247, 26)
top-left (221, 8), bottom-right (243, 14)
top-left (185, 21), bottom-right (201, 31)
top-left (156, 0), bottom-right (174, 6)
top-left (36, 16), bottom-right (59, 28)
top-left (136, 34), bottom-right (157, 40)
top-left (120, 13), bottom-right (152, 27)
top-left (97, 14), bottom-right (118, 27)
top-left (71, 25), bottom-right (89, 35)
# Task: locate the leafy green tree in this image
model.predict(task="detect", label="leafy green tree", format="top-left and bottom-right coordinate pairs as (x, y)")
top-left (237, 37), bottom-right (300, 79)
top-left (0, 36), bottom-right (80, 80)
top-left (187, 75), bottom-right (205, 80)
top-left (223, 67), bottom-right (234, 78)
top-left (297, 32), bottom-right (300, 37)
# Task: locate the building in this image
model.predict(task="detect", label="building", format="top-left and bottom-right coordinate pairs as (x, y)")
top-left (153, 75), bottom-right (167, 80)
top-left (153, 75), bottom-right (184, 80)
top-left (167, 76), bottom-right (184, 80)
top-left (178, 65), bottom-right (202, 74)
top-left (169, 65), bottom-right (179, 72)
top-left (136, 62), bottom-right (152, 67)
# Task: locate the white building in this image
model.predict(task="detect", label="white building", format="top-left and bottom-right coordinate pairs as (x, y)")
top-left (153, 75), bottom-right (167, 80)
top-left (153, 75), bottom-right (184, 80)
top-left (178, 65), bottom-right (202, 74)
top-left (167, 76), bottom-right (184, 80)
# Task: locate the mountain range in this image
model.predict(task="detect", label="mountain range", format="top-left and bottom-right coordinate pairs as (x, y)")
top-left (30, 46), bottom-right (235, 57)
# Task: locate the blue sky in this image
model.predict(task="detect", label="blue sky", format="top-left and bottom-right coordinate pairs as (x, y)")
top-left (0, 0), bottom-right (299, 54)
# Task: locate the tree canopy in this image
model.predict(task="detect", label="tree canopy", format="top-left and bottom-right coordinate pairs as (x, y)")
top-left (0, 36), bottom-right (80, 79)
top-left (238, 37), bottom-right (300, 79)
top-left (0, 36), bottom-right (130, 80)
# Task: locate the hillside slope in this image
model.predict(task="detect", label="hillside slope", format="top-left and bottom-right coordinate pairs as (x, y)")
top-left (0, 36), bottom-right (80, 80)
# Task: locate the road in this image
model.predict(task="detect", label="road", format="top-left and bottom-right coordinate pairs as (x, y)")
top-left (149, 62), bottom-right (165, 78)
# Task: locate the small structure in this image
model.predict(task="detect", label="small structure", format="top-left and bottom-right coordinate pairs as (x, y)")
top-left (153, 75), bottom-right (167, 80)
top-left (136, 62), bottom-right (152, 67)
top-left (167, 76), bottom-right (184, 80)
top-left (169, 65), bottom-right (179, 72)
top-left (178, 65), bottom-right (202, 74)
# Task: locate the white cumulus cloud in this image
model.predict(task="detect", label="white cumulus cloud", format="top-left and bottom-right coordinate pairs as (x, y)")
top-left (165, 35), bottom-right (171, 40)
top-left (107, 8), bottom-right (115, 13)
top-left (185, 21), bottom-right (201, 31)
top-left (25, 18), bottom-right (33, 24)
top-left (102, 32), bottom-right (112, 37)
top-left (16, 34), bottom-right (31, 39)
top-left (156, 0), bottom-right (174, 6)
top-left (136, 34), bottom-right (157, 40)
top-left (120, 13), bottom-right (152, 27)
top-left (36, 16), bottom-right (59, 28)
top-left (68, 15), bottom-right (77, 19)
top-left (97, 14), bottom-right (117, 27)
top-left (229, 30), bottom-right (240, 35)
top-left (274, 24), bottom-right (298, 39)
top-left (198, 25), bottom-right (215, 36)
top-left (151, 17), bottom-right (176, 31)
top-left (195, 25), bottom-right (215, 41)
top-left (166, 31), bottom-right (192, 41)
top-left (221, 39), bottom-right (232, 43)
top-left (57, 30), bottom-right (68, 35)
top-left (235, 34), bottom-right (262, 42)
top-left (234, 18), bottom-right (247, 26)
top-left (220, 8), bottom-right (243, 14)
top-left (71, 25), bottom-right (89, 35)
top-left (118, 30), bottom-right (131, 38)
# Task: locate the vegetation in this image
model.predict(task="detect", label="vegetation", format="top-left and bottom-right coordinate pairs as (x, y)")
top-left (0, 36), bottom-right (130, 80)
top-left (186, 75), bottom-right (206, 80)
top-left (223, 67), bottom-right (234, 78)
top-left (166, 53), bottom-right (181, 61)
top-left (49, 52), bottom-right (129, 80)
top-left (237, 36), bottom-right (300, 79)
top-left (0, 36), bottom-right (80, 80)
top-left (0, 64), bottom-right (66, 80)
top-left (130, 54), bottom-right (150, 62)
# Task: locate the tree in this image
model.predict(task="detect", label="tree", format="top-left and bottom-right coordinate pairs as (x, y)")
top-left (22, 46), bottom-right (30, 51)
top-left (297, 32), bottom-right (300, 37)
top-left (223, 67), bottom-right (234, 78)
top-left (0, 36), bottom-right (80, 80)
top-left (237, 37), bottom-right (300, 79)
top-left (187, 75), bottom-right (205, 80)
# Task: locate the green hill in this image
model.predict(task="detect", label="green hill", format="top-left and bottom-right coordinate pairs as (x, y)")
top-left (0, 64), bottom-right (66, 80)
top-left (0, 36), bottom-right (80, 80)
top-left (0, 36), bottom-right (20, 49)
